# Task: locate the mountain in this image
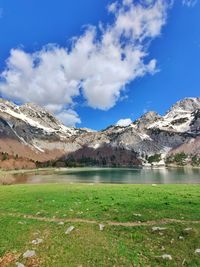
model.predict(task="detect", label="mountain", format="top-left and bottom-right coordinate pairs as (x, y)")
top-left (0, 97), bottom-right (199, 169)
top-left (0, 99), bottom-right (91, 168)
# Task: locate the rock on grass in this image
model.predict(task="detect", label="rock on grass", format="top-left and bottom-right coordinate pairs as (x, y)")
top-left (133, 213), bottom-right (142, 217)
top-left (157, 254), bottom-right (172, 260)
top-left (152, 227), bottom-right (166, 232)
top-left (16, 262), bottom-right (25, 267)
top-left (58, 222), bottom-right (64, 225)
top-left (65, 226), bottom-right (75, 234)
top-left (31, 238), bottom-right (43, 245)
top-left (184, 228), bottom-right (193, 232)
top-left (23, 250), bottom-right (36, 258)
top-left (99, 224), bottom-right (105, 231)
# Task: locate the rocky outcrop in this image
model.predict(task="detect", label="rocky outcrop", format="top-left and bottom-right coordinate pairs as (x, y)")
top-left (0, 97), bottom-right (199, 168)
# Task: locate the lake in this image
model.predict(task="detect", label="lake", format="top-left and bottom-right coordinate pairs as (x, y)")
top-left (2, 167), bottom-right (200, 184)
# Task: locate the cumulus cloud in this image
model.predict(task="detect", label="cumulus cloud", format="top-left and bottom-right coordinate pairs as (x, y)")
top-left (116, 118), bottom-right (132, 127)
top-left (56, 109), bottom-right (81, 127)
top-left (0, 0), bottom-right (169, 126)
top-left (182, 0), bottom-right (198, 7)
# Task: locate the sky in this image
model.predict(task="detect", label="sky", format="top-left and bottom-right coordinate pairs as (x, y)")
top-left (0, 0), bottom-right (199, 130)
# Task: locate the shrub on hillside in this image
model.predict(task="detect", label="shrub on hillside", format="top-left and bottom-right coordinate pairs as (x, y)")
top-left (166, 152), bottom-right (188, 166)
top-left (147, 154), bottom-right (161, 163)
top-left (191, 155), bottom-right (200, 166)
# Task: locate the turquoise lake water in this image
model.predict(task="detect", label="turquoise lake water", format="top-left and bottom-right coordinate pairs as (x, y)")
top-left (10, 167), bottom-right (200, 184)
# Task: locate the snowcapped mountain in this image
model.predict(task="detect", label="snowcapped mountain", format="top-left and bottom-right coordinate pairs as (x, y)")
top-left (0, 97), bottom-right (199, 169)
top-left (0, 99), bottom-right (91, 166)
top-left (148, 97), bottom-right (200, 134)
top-left (0, 99), bottom-right (90, 137)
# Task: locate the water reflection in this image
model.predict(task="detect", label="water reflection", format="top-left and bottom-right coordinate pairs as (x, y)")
top-left (1, 167), bottom-right (199, 185)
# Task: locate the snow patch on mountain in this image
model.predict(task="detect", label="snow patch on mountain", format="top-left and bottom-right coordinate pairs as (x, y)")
top-left (0, 97), bottom-right (199, 166)
top-left (148, 97), bottom-right (200, 133)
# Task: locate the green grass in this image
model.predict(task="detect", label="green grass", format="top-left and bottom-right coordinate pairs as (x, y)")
top-left (0, 184), bottom-right (200, 266)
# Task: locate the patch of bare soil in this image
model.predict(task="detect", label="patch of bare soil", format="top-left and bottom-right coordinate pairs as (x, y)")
top-left (0, 137), bottom-right (67, 170)
top-left (0, 159), bottom-right (36, 171)
top-left (0, 252), bottom-right (20, 267)
top-left (4, 212), bottom-right (200, 227)
top-left (25, 257), bottom-right (42, 267)
top-left (0, 176), bottom-right (15, 185)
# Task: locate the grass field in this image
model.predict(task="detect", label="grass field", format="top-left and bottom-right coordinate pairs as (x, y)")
top-left (0, 184), bottom-right (200, 266)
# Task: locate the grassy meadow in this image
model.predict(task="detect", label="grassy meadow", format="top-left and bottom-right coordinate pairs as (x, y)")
top-left (0, 184), bottom-right (200, 266)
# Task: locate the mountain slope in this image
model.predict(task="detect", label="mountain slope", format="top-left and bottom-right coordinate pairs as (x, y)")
top-left (0, 97), bottom-right (199, 169)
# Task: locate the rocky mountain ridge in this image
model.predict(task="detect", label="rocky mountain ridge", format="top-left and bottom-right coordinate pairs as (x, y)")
top-left (0, 97), bottom-right (199, 169)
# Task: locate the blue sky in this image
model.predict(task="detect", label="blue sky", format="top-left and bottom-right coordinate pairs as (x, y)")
top-left (0, 0), bottom-right (199, 130)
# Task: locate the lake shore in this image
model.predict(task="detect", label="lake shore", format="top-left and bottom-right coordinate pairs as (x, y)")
top-left (0, 164), bottom-right (200, 176)
top-left (0, 165), bottom-right (200, 185)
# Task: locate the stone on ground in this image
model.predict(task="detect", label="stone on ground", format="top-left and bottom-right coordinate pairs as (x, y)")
top-left (16, 263), bottom-right (25, 267)
top-left (65, 226), bottom-right (75, 234)
top-left (58, 222), bottom-right (64, 225)
top-left (99, 224), bottom-right (105, 231)
top-left (184, 227), bottom-right (193, 232)
top-left (152, 227), bottom-right (166, 232)
top-left (31, 238), bottom-right (43, 245)
top-left (133, 213), bottom-right (142, 217)
top-left (23, 250), bottom-right (36, 258)
top-left (160, 254), bottom-right (172, 260)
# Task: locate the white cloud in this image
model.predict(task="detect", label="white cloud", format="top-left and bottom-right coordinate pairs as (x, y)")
top-left (116, 118), bottom-right (132, 127)
top-left (182, 0), bottom-right (197, 7)
top-left (123, 0), bottom-right (132, 6)
top-left (108, 2), bottom-right (118, 13)
top-left (0, 0), bottom-right (169, 126)
top-left (56, 109), bottom-right (81, 127)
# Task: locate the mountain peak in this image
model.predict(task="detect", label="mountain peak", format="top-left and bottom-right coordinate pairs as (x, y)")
top-left (19, 102), bottom-right (61, 128)
top-left (133, 111), bottom-right (161, 130)
top-left (141, 111), bottom-right (161, 120)
top-left (0, 97), bottom-right (199, 169)
top-left (167, 97), bottom-right (200, 114)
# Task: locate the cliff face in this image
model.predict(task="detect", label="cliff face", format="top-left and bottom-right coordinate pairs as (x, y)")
top-left (0, 97), bottom-right (199, 169)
